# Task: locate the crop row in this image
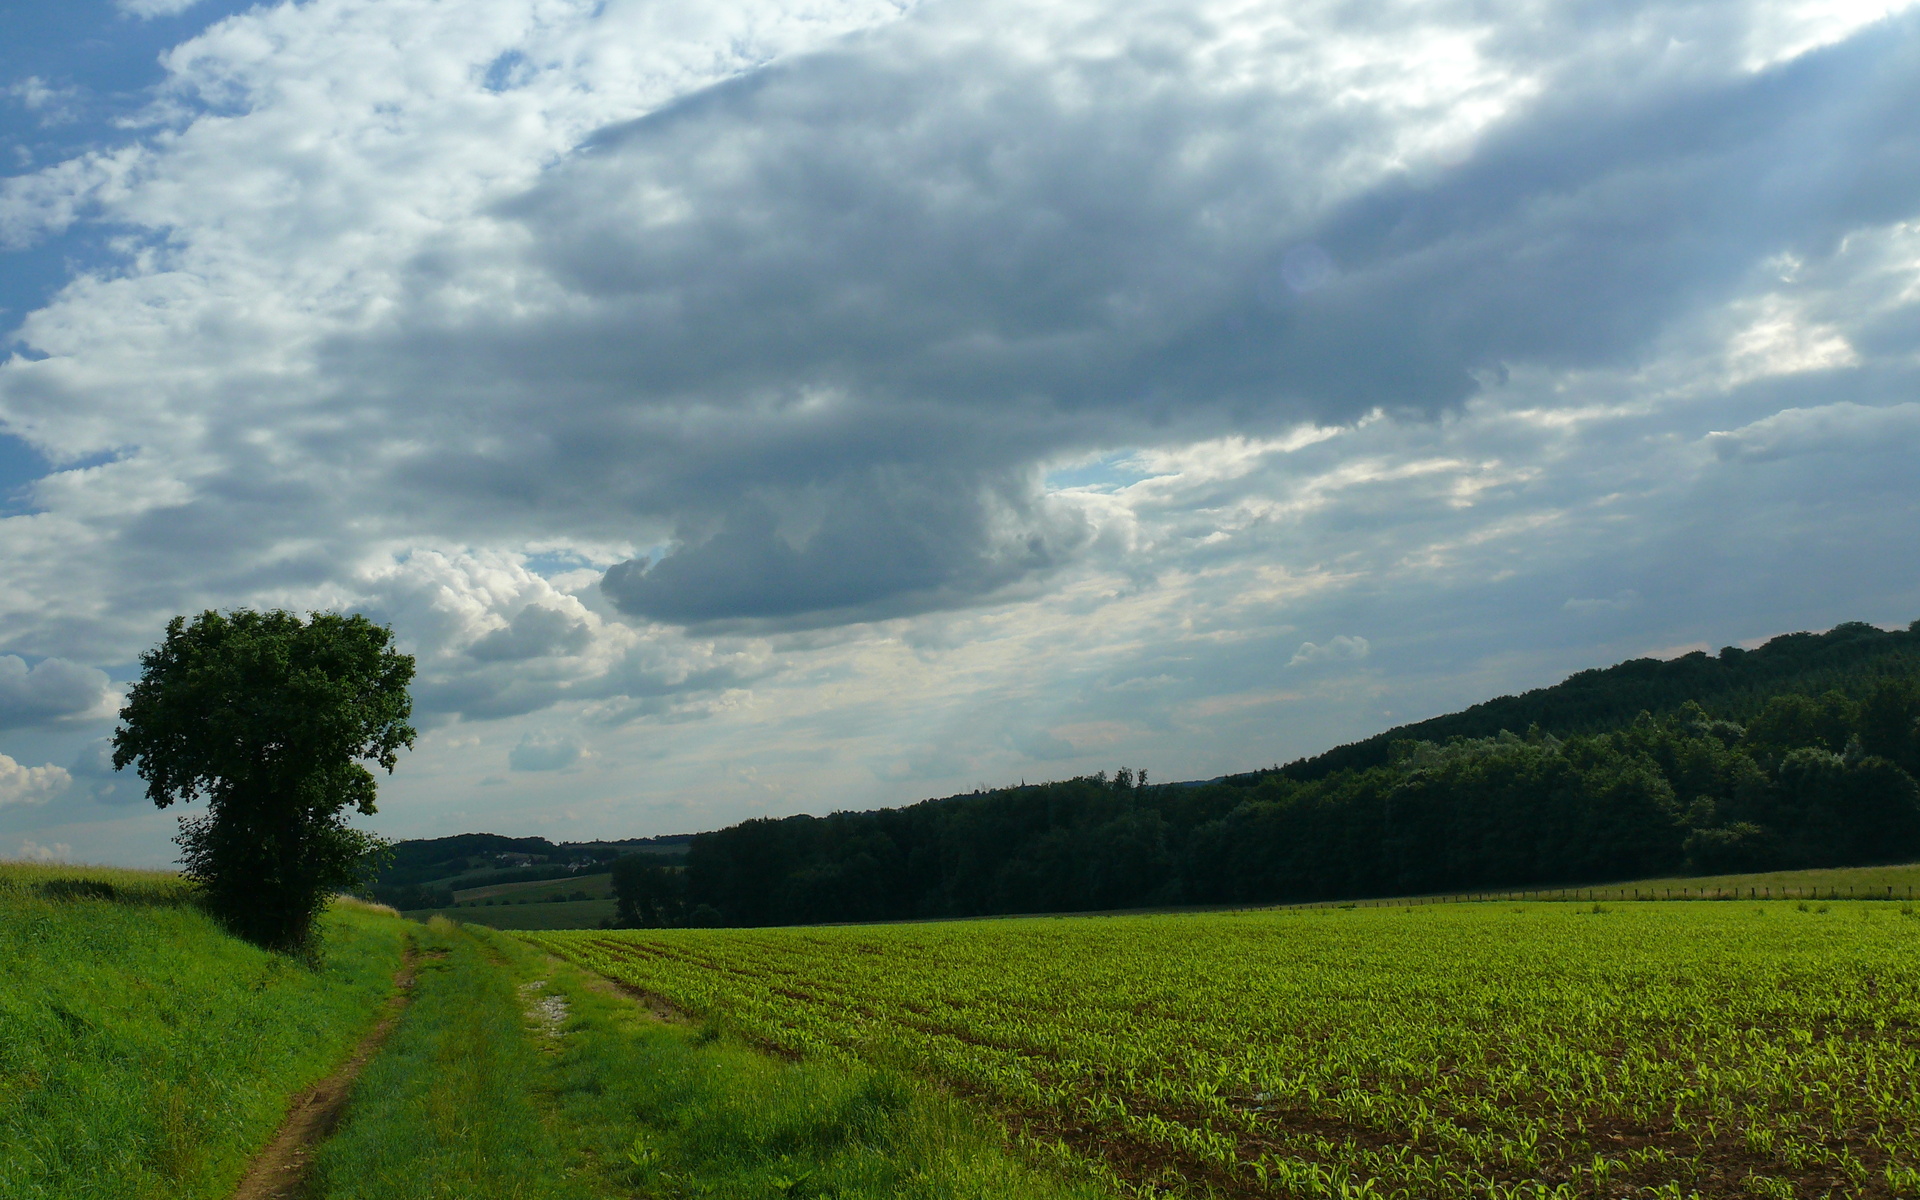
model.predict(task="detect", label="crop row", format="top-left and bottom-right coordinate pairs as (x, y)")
top-left (524, 903), bottom-right (1920, 1198)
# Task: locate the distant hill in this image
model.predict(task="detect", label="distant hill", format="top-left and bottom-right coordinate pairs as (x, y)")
top-left (394, 619), bottom-right (1920, 928)
top-left (663, 618), bottom-right (1920, 926)
top-left (367, 832), bottom-right (695, 909)
top-left (1250, 619), bottom-right (1920, 784)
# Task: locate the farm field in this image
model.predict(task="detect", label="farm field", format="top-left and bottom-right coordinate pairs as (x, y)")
top-left (314, 918), bottom-right (1107, 1200)
top-left (451, 870), bottom-right (614, 903)
top-left (530, 901), bottom-right (1920, 1199)
top-left (1277, 861), bottom-right (1920, 910)
top-left (405, 896), bottom-right (619, 929)
top-left (1604, 861), bottom-right (1920, 900)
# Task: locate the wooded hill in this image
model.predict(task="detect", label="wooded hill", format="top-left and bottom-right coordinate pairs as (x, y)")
top-left (366, 831), bottom-right (691, 911)
top-left (633, 619), bottom-right (1920, 927)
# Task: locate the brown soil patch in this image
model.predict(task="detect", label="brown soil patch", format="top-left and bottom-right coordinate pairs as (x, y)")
top-left (228, 943), bottom-right (420, 1200)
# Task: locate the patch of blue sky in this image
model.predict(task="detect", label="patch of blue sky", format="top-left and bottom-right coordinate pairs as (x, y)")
top-left (0, 439), bottom-right (124, 516)
top-left (1043, 450), bottom-right (1152, 493)
top-left (482, 49), bottom-right (533, 93)
top-left (2, 0), bottom-right (256, 158)
top-left (521, 542), bottom-right (668, 578)
top-left (1, 226), bottom-right (161, 343)
top-left (0, 433), bottom-right (50, 516)
top-left (521, 549), bottom-right (605, 578)
top-left (2, 0), bottom-right (255, 330)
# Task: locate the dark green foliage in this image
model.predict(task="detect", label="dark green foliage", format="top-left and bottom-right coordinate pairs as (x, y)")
top-left (365, 833), bottom-right (691, 892)
top-left (1261, 619), bottom-right (1920, 784)
top-left (683, 621), bottom-right (1920, 926)
top-left (112, 609), bottom-right (416, 951)
top-left (368, 882), bottom-right (456, 911)
top-left (610, 856), bottom-right (688, 927)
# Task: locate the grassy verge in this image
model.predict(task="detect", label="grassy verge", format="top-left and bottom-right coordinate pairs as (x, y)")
top-left (308, 917), bottom-right (588, 1200)
top-left (0, 864), bottom-right (408, 1200)
top-left (314, 918), bottom-right (1110, 1200)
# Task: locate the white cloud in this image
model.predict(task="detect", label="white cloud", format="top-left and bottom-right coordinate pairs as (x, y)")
top-left (2, 77), bottom-right (81, 126)
top-left (12, 838), bottom-right (72, 863)
top-left (0, 755), bottom-right (71, 808)
top-left (1290, 636), bottom-right (1371, 667)
top-left (0, 0), bottom-right (1919, 859)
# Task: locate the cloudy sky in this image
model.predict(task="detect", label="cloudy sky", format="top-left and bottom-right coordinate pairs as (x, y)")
top-left (2, 0), bottom-right (1917, 866)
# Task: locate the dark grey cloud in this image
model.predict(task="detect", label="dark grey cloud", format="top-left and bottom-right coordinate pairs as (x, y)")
top-left (67, 735), bottom-right (129, 803)
top-left (600, 468), bottom-right (1087, 625)
top-left (0, 654), bottom-right (110, 728)
top-left (468, 603), bottom-right (591, 661)
top-left (298, 3), bottom-right (1920, 628)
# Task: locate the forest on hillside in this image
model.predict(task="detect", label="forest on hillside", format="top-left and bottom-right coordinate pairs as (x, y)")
top-left (611, 620), bottom-right (1920, 927)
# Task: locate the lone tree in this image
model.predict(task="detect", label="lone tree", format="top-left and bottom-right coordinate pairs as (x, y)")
top-left (113, 609), bottom-right (416, 950)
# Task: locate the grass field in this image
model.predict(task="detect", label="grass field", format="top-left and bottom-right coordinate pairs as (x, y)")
top-left (1604, 861), bottom-right (1920, 899)
top-left (530, 901), bottom-right (1920, 1199)
top-left (450, 870), bottom-right (613, 903)
top-left (405, 896), bottom-right (619, 929)
top-left (0, 863), bottom-right (408, 1199)
top-left (1264, 861), bottom-right (1920, 910)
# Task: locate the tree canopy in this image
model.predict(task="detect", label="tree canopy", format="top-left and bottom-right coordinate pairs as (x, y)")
top-left (671, 621), bottom-right (1920, 927)
top-left (113, 609), bottom-right (416, 949)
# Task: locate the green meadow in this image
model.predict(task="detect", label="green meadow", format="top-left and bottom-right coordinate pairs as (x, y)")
top-left (0, 863), bottom-right (405, 1200)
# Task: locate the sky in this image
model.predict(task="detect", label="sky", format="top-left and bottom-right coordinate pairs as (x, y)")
top-left (2, 0), bottom-right (1918, 867)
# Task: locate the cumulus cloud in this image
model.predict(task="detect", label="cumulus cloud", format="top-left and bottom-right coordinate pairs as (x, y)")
top-left (308, 0), bottom-right (1920, 625)
top-left (0, 753), bottom-right (70, 807)
top-left (600, 472), bottom-right (1089, 626)
top-left (12, 838), bottom-right (72, 862)
top-left (468, 604), bottom-right (591, 661)
top-left (352, 549), bottom-right (764, 723)
top-left (0, 656), bottom-right (114, 729)
top-left (0, 0), bottom-right (1918, 857)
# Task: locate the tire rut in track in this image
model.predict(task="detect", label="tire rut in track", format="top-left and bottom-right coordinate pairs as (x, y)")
top-left (228, 940), bottom-right (424, 1200)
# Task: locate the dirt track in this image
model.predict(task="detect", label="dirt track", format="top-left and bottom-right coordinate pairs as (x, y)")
top-left (229, 944), bottom-right (419, 1200)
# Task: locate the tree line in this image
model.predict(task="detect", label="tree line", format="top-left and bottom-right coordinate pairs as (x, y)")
top-left (614, 620), bottom-right (1920, 927)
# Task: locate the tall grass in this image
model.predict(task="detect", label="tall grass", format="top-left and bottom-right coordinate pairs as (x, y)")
top-left (0, 864), bottom-right (408, 1200)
